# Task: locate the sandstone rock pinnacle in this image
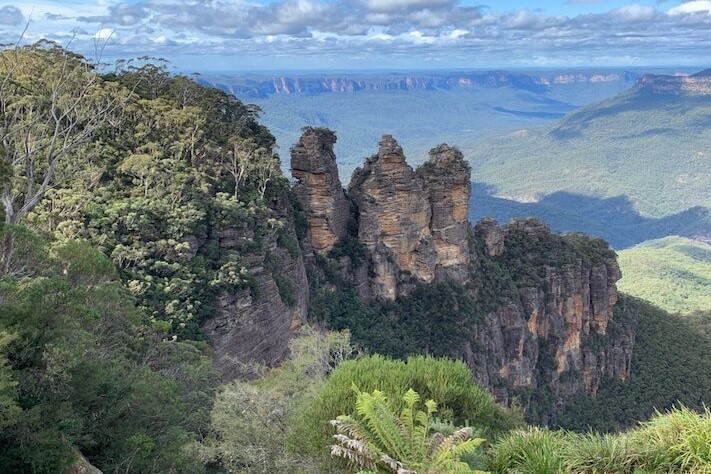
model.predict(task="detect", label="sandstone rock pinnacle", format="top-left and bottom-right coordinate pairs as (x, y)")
top-left (291, 127), bottom-right (350, 254)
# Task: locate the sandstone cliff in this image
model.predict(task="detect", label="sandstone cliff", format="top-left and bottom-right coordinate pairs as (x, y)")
top-left (468, 219), bottom-right (632, 410)
top-left (637, 72), bottom-right (711, 95)
top-left (203, 191), bottom-right (309, 379)
top-left (203, 70), bottom-right (636, 99)
top-left (347, 135), bottom-right (471, 299)
top-left (292, 128), bottom-right (633, 417)
top-left (291, 127), bottom-right (350, 255)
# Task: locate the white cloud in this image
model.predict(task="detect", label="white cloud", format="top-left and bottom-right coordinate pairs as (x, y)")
top-left (1, 0), bottom-right (709, 68)
top-left (667, 1), bottom-right (711, 15)
top-left (611, 4), bottom-right (657, 22)
top-left (94, 28), bottom-right (114, 41)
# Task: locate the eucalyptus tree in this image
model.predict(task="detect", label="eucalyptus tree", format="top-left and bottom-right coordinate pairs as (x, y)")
top-left (0, 42), bottom-right (124, 274)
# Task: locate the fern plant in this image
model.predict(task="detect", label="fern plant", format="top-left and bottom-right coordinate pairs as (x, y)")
top-left (330, 388), bottom-right (488, 474)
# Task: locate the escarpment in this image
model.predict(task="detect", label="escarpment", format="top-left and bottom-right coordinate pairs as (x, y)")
top-left (203, 191), bottom-right (309, 379)
top-left (291, 128), bottom-right (634, 418)
top-left (468, 219), bottom-right (632, 412)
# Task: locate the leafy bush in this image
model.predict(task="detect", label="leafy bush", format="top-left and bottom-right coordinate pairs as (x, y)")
top-left (330, 388), bottom-right (488, 474)
top-left (0, 234), bottom-right (218, 473)
top-left (194, 327), bottom-right (355, 474)
top-left (291, 355), bottom-right (523, 468)
top-left (490, 427), bottom-right (565, 474)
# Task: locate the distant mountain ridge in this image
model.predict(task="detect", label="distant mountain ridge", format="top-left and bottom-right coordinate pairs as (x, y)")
top-left (636, 71), bottom-right (711, 95)
top-left (202, 70), bottom-right (640, 98)
top-left (468, 68), bottom-right (711, 218)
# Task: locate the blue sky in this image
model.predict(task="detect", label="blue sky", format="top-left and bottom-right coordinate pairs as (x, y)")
top-left (0, 0), bottom-right (709, 71)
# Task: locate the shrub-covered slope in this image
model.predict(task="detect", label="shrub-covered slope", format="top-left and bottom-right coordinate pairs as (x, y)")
top-left (617, 236), bottom-right (711, 314)
top-left (467, 79), bottom-right (711, 218)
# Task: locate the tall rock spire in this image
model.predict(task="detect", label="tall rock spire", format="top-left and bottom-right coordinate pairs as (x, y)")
top-left (418, 144), bottom-right (471, 281)
top-left (290, 127), bottom-right (350, 254)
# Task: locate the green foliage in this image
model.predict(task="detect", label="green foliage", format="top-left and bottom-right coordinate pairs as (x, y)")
top-left (0, 331), bottom-right (19, 430)
top-left (617, 236), bottom-right (711, 314)
top-left (310, 238), bottom-right (506, 360)
top-left (469, 89), bottom-right (711, 218)
top-left (490, 427), bottom-right (565, 474)
top-left (329, 235), bottom-right (368, 268)
top-left (194, 327), bottom-right (355, 473)
top-left (13, 49), bottom-right (297, 339)
top-left (497, 220), bottom-right (615, 288)
top-left (555, 295), bottom-right (710, 432)
top-left (292, 355), bottom-right (524, 468)
top-left (330, 388), bottom-right (488, 474)
top-left (0, 232), bottom-right (218, 473)
top-left (490, 407), bottom-right (711, 474)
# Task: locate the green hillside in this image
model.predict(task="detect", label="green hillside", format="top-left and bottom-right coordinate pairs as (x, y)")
top-left (466, 87), bottom-right (711, 217)
top-left (617, 236), bottom-right (711, 314)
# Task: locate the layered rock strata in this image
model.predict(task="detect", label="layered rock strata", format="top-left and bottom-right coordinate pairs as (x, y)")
top-left (289, 129), bottom-right (632, 411)
top-left (291, 127), bottom-right (350, 254)
top-left (203, 192), bottom-right (309, 379)
top-left (468, 219), bottom-right (632, 408)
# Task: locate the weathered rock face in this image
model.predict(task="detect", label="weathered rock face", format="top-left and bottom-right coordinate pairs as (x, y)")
top-left (418, 145), bottom-right (471, 281)
top-left (285, 130), bottom-right (635, 419)
top-left (465, 220), bottom-right (632, 411)
top-left (203, 192), bottom-right (309, 379)
top-left (348, 135), bottom-right (437, 299)
top-left (291, 127), bottom-right (350, 254)
top-left (637, 71), bottom-right (711, 95)
top-left (347, 136), bottom-right (471, 299)
top-left (474, 218), bottom-right (505, 257)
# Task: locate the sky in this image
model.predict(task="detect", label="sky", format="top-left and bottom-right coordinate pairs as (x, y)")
top-left (0, 0), bottom-right (709, 71)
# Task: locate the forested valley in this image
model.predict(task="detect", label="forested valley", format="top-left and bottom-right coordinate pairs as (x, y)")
top-left (0, 43), bottom-right (708, 474)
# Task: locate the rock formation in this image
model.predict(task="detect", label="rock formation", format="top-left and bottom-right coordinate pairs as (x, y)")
top-left (291, 127), bottom-right (350, 254)
top-left (465, 219), bottom-right (632, 411)
top-left (346, 136), bottom-right (472, 299)
top-left (348, 135), bottom-right (438, 299)
top-left (197, 127), bottom-right (634, 418)
top-left (418, 144), bottom-right (471, 281)
top-left (203, 192), bottom-right (309, 379)
top-left (637, 71), bottom-right (711, 95)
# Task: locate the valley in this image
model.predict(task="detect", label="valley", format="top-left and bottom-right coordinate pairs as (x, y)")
top-left (0, 44), bottom-right (708, 474)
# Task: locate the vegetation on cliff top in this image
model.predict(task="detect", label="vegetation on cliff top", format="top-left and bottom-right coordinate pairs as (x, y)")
top-left (0, 43), bottom-right (708, 473)
top-left (1, 43), bottom-right (291, 339)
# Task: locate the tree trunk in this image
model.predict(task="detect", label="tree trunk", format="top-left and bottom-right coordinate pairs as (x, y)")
top-left (1, 230), bottom-right (16, 276)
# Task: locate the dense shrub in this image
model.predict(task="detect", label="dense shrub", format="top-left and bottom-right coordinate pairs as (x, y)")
top-left (291, 355), bottom-right (524, 468)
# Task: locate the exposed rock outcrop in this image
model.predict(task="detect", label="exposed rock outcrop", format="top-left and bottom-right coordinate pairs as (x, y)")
top-left (418, 145), bottom-right (471, 281)
top-left (203, 192), bottom-right (309, 379)
top-left (68, 453), bottom-right (103, 474)
top-left (637, 72), bottom-right (711, 95)
top-left (466, 220), bottom-right (632, 412)
top-left (348, 135), bottom-right (437, 299)
top-left (474, 217), bottom-right (505, 257)
top-left (285, 130), bottom-right (636, 419)
top-left (346, 135), bottom-right (472, 299)
top-left (291, 127), bottom-right (350, 254)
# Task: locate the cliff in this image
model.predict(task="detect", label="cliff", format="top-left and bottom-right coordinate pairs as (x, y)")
top-left (636, 72), bottom-right (711, 95)
top-left (469, 219), bottom-right (632, 410)
top-left (202, 190), bottom-right (309, 379)
top-left (293, 128), bottom-right (633, 416)
top-left (291, 127), bottom-right (350, 254)
top-left (202, 70), bottom-right (637, 99)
